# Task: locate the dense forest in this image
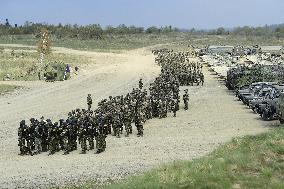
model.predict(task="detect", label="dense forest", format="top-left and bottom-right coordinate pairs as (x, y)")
top-left (1, 18), bottom-right (284, 39)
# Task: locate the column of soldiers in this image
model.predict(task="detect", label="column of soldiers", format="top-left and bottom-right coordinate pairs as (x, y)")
top-left (18, 49), bottom-right (203, 156)
top-left (154, 49), bottom-right (204, 86)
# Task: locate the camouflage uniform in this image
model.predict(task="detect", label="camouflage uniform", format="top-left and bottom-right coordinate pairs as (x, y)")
top-left (87, 121), bottom-right (95, 150)
top-left (87, 94), bottom-right (92, 111)
top-left (123, 105), bottom-right (132, 137)
top-left (78, 122), bottom-right (88, 154)
top-left (112, 110), bottom-right (121, 138)
top-left (34, 120), bottom-right (42, 154)
top-left (18, 120), bottom-right (28, 155)
top-left (40, 118), bottom-right (49, 152)
top-left (28, 118), bottom-right (36, 152)
top-left (95, 114), bottom-right (107, 154)
top-left (171, 99), bottom-right (178, 117)
top-left (135, 110), bottom-right (144, 137)
top-left (62, 122), bottom-right (71, 155)
top-left (58, 120), bottom-right (65, 151)
top-left (157, 100), bottom-right (163, 118)
top-left (199, 72), bottom-right (204, 86)
top-left (183, 90), bottom-right (189, 110)
top-left (139, 79), bottom-right (143, 90)
top-left (48, 122), bottom-right (58, 155)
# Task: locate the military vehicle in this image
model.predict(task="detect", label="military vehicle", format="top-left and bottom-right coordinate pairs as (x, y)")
top-left (248, 86), bottom-right (284, 121)
top-left (241, 84), bottom-right (279, 106)
top-left (226, 66), bottom-right (247, 90)
top-left (250, 85), bottom-right (284, 113)
top-left (236, 82), bottom-right (277, 104)
top-left (43, 61), bottom-right (68, 81)
top-left (260, 98), bottom-right (278, 121)
top-left (276, 92), bottom-right (284, 124)
top-left (248, 88), bottom-right (274, 109)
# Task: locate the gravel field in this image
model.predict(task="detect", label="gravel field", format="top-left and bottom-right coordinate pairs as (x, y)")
top-left (0, 45), bottom-right (273, 188)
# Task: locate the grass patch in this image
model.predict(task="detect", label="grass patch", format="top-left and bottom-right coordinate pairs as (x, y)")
top-left (0, 33), bottom-right (191, 52)
top-left (0, 34), bottom-right (283, 52)
top-left (0, 49), bottom-right (94, 81)
top-left (66, 128), bottom-right (284, 189)
top-left (0, 34), bottom-right (283, 81)
top-left (0, 84), bottom-right (19, 94)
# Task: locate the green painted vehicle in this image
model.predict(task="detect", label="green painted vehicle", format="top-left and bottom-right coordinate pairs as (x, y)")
top-left (43, 61), bottom-right (68, 81)
top-left (276, 92), bottom-right (284, 124)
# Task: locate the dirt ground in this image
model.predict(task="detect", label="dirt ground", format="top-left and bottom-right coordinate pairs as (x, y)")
top-left (0, 45), bottom-right (275, 188)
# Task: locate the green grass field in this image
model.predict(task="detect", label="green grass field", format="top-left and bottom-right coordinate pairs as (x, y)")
top-left (63, 127), bottom-right (284, 189)
top-left (0, 84), bottom-right (19, 94)
top-left (0, 33), bottom-right (191, 52)
top-left (0, 34), bottom-right (283, 52)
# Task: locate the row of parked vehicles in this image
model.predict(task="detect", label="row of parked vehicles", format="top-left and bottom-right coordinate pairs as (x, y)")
top-left (235, 82), bottom-right (284, 123)
top-left (201, 45), bottom-right (284, 124)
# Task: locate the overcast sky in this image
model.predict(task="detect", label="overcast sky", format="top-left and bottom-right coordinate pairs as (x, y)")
top-left (1, 0), bottom-right (283, 29)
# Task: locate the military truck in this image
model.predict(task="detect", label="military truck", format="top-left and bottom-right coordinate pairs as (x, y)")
top-left (260, 98), bottom-right (278, 121)
top-left (276, 92), bottom-right (284, 124)
top-left (43, 61), bottom-right (68, 82)
top-left (254, 85), bottom-right (284, 121)
top-left (236, 82), bottom-right (277, 104)
top-left (250, 85), bottom-right (284, 113)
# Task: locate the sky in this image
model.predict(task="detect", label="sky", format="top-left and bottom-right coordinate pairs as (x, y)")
top-left (1, 0), bottom-right (284, 29)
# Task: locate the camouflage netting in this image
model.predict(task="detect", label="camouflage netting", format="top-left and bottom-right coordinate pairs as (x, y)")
top-left (43, 61), bottom-right (67, 81)
top-left (227, 64), bottom-right (284, 90)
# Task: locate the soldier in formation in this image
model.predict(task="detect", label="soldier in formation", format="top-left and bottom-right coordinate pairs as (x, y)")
top-left (87, 94), bottom-right (92, 111)
top-left (18, 48), bottom-right (202, 156)
top-left (154, 49), bottom-right (204, 86)
top-left (18, 109), bottom-right (107, 155)
top-left (183, 89), bottom-right (189, 110)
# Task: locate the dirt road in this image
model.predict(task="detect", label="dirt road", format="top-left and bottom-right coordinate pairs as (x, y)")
top-left (0, 46), bottom-right (272, 188)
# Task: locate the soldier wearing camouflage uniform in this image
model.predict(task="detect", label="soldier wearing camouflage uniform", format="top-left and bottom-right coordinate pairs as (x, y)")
top-left (48, 122), bottom-right (58, 155)
top-left (18, 120), bottom-right (28, 155)
top-left (87, 94), bottom-right (92, 111)
top-left (87, 118), bottom-right (95, 150)
top-left (34, 119), bottom-right (43, 155)
top-left (171, 99), bottom-right (179, 117)
top-left (199, 72), bottom-right (204, 86)
top-left (139, 79), bottom-right (143, 90)
top-left (95, 112), bottom-right (107, 154)
top-left (183, 89), bottom-right (189, 110)
top-left (18, 48), bottom-right (204, 156)
top-left (135, 109), bottom-right (143, 137)
top-left (123, 104), bottom-right (132, 137)
top-left (78, 121), bottom-right (88, 154)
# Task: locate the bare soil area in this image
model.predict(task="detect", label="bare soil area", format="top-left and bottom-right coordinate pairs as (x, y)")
top-left (0, 45), bottom-right (273, 188)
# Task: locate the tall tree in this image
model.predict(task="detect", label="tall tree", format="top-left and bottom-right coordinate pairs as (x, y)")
top-left (37, 29), bottom-right (52, 64)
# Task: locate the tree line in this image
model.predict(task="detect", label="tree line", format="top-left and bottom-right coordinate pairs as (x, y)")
top-left (0, 19), bottom-right (284, 39)
top-left (0, 19), bottom-right (179, 39)
top-left (208, 25), bottom-right (284, 38)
